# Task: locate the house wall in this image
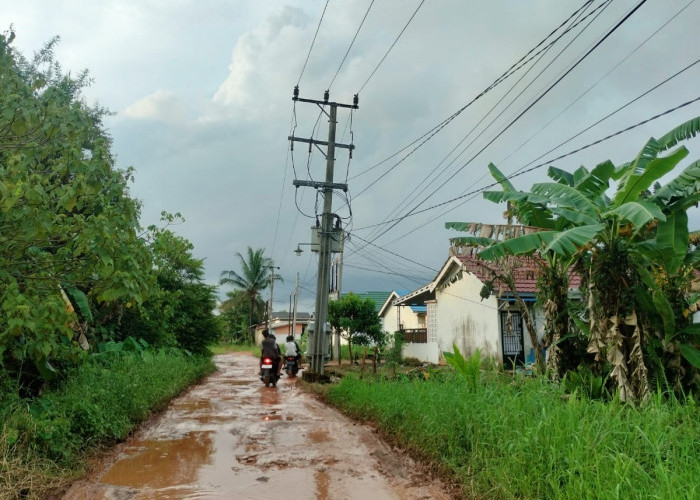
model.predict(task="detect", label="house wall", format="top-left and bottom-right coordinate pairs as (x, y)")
top-left (381, 303), bottom-right (423, 334)
top-left (402, 342), bottom-right (440, 364)
top-left (435, 272), bottom-right (501, 362)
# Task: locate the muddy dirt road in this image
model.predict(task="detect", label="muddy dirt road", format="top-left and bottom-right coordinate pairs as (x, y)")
top-left (62, 353), bottom-right (452, 500)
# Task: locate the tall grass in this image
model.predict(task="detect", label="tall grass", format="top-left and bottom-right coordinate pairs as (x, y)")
top-left (0, 349), bottom-right (215, 499)
top-left (328, 372), bottom-right (699, 499)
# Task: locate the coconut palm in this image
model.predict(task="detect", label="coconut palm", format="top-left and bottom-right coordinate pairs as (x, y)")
top-left (219, 247), bottom-right (272, 342)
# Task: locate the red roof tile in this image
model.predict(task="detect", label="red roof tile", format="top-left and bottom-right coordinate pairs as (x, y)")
top-left (454, 254), bottom-right (581, 294)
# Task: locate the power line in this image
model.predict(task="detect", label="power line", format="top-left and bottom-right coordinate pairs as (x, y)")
top-left (357, 0), bottom-right (426, 94)
top-left (297, 0), bottom-right (330, 85)
top-left (349, 0), bottom-right (597, 182)
top-left (497, 0), bottom-right (697, 168)
top-left (509, 57), bottom-right (700, 179)
top-left (360, 0), bottom-right (604, 244)
top-left (328, 0), bottom-right (375, 90)
top-left (349, 233), bottom-right (438, 272)
top-left (343, 263), bottom-right (429, 284)
top-left (355, 95), bottom-right (700, 231)
top-left (357, 0), bottom-right (649, 242)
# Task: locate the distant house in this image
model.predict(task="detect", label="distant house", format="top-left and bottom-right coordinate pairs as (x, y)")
top-left (254, 311), bottom-right (312, 345)
top-left (378, 290), bottom-right (427, 337)
top-left (393, 251), bottom-right (580, 366)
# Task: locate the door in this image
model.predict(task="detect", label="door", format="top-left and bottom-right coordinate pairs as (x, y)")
top-left (500, 311), bottom-right (524, 367)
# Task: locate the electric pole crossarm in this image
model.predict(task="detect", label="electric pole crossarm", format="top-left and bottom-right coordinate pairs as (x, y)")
top-left (292, 96), bottom-right (358, 109)
top-left (293, 179), bottom-right (348, 192)
top-left (288, 136), bottom-right (355, 151)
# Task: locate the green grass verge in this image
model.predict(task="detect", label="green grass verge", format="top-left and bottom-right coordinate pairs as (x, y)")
top-left (0, 349), bottom-right (215, 500)
top-left (327, 372), bottom-right (700, 500)
top-left (210, 342), bottom-right (259, 356)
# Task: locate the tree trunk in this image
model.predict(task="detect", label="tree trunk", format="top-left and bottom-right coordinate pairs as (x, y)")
top-left (248, 296), bottom-right (255, 344)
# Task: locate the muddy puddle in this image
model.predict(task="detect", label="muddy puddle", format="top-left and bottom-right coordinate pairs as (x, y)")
top-left (61, 353), bottom-right (453, 500)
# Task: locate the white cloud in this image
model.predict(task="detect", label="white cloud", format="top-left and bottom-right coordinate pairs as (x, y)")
top-left (123, 90), bottom-right (187, 122)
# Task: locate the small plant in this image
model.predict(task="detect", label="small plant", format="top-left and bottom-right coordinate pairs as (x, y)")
top-left (563, 364), bottom-right (609, 400)
top-left (443, 344), bottom-right (481, 391)
top-left (385, 331), bottom-right (404, 364)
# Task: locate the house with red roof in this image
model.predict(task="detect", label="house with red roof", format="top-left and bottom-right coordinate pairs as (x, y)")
top-left (393, 250), bottom-right (581, 366)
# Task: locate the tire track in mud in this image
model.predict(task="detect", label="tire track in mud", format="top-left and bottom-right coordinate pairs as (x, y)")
top-left (61, 353), bottom-right (453, 500)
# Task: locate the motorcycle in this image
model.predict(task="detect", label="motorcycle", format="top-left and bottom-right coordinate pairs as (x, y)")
top-left (260, 357), bottom-right (280, 387)
top-left (285, 355), bottom-right (300, 377)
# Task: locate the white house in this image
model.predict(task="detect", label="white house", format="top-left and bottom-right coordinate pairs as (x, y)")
top-left (377, 290), bottom-right (426, 334)
top-left (393, 251), bottom-right (580, 366)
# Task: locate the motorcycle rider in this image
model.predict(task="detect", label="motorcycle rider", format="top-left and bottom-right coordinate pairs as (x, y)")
top-left (284, 334), bottom-right (302, 373)
top-left (260, 329), bottom-right (282, 377)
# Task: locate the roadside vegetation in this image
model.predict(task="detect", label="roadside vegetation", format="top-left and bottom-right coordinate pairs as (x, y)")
top-left (317, 120), bottom-right (700, 498)
top-left (324, 349), bottom-right (699, 500)
top-left (0, 33), bottom-right (222, 499)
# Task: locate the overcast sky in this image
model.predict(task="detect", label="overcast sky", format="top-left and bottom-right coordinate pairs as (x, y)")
top-left (5, 0), bottom-right (700, 312)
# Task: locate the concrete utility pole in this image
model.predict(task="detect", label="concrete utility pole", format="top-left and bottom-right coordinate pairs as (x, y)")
top-left (292, 272), bottom-right (299, 338)
top-left (266, 266), bottom-right (280, 330)
top-left (290, 87), bottom-right (358, 375)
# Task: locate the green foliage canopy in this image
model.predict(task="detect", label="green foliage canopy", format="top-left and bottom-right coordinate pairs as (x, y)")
top-left (0, 34), bottom-right (151, 383)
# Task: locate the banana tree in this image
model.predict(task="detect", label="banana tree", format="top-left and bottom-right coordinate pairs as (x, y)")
top-left (448, 160), bottom-right (614, 378)
top-left (452, 117), bottom-right (700, 401)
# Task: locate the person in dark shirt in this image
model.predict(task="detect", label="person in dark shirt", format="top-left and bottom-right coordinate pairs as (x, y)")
top-left (260, 329), bottom-right (282, 376)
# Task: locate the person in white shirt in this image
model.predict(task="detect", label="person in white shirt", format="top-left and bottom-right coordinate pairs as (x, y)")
top-left (284, 335), bottom-right (302, 371)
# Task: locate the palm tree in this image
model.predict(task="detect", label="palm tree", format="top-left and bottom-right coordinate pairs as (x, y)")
top-left (219, 247), bottom-right (272, 342)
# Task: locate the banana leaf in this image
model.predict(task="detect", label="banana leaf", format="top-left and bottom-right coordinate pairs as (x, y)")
top-left (63, 285), bottom-right (93, 322)
top-left (487, 162), bottom-right (516, 191)
top-left (549, 207), bottom-right (599, 226)
top-left (656, 115), bottom-right (700, 150)
top-left (655, 212), bottom-right (689, 274)
top-left (544, 223), bottom-right (605, 256)
top-left (531, 182), bottom-right (598, 218)
top-left (651, 159), bottom-right (700, 211)
top-left (652, 289), bottom-right (676, 341)
top-left (477, 231), bottom-right (556, 260)
top-left (604, 200), bottom-right (666, 229)
top-left (574, 160), bottom-right (615, 199)
top-left (614, 146), bottom-right (688, 207)
top-left (679, 343), bottom-right (700, 369)
top-left (449, 236), bottom-right (494, 247)
top-left (547, 166), bottom-right (575, 186)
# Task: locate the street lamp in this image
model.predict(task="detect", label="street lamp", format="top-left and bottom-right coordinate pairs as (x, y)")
top-left (294, 242), bottom-right (316, 256)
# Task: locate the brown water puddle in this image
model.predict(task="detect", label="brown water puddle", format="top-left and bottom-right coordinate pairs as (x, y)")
top-left (61, 353), bottom-right (454, 500)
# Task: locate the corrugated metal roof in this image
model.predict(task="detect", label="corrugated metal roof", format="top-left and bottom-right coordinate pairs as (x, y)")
top-left (341, 291), bottom-right (392, 312)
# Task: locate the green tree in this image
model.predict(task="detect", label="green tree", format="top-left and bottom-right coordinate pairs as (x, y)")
top-left (218, 289), bottom-right (265, 343)
top-left (115, 214), bottom-right (221, 354)
top-left (0, 33), bottom-right (151, 391)
top-left (328, 293), bottom-right (382, 363)
top-left (219, 247), bottom-right (272, 342)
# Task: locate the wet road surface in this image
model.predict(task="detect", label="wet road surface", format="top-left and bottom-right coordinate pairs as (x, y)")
top-left (62, 353), bottom-right (453, 500)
